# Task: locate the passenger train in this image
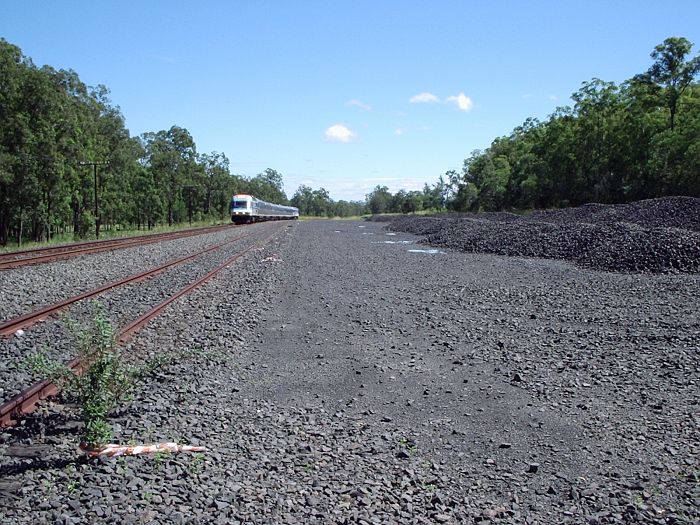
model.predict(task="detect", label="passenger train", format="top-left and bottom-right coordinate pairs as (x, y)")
top-left (230, 194), bottom-right (299, 224)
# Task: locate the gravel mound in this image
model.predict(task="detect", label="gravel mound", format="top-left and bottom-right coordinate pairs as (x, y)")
top-left (385, 197), bottom-right (700, 273)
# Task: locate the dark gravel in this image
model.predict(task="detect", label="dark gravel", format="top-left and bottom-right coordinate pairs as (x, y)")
top-left (0, 222), bottom-right (279, 402)
top-left (383, 196), bottom-right (700, 274)
top-left (1, 215), bottom-right (698, 524)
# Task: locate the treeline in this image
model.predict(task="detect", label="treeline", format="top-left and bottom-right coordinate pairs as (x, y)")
top-left (0, 39), bottom-right (291, 246)
top-left (445, 37), bottom-right (700, 212)
top-left (290, 185), bottom-right (366, 218)
top-left (2, 37), bottom-right (697, 245)
top-left (364, 183), bottom-right (445, 214)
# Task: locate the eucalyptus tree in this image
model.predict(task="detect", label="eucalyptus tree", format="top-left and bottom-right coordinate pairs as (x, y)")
top-left (291, 184), bottom-right (314, 215)
top-left (141, 126), bottom-right (197, 225)
top-left (198, 151), bottom-right (230, 216)
top-left (637, 37), bottom-right (700, 131)
top-left (366, 185), bottom-right (392, 214)
top-left (247, 168), bottom-right (288, 204)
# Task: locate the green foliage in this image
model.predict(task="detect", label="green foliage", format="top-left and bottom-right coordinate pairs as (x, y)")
top-left (0, 38), bottom-right (310, 246)
top-left (2, 36), bottom-right (697, 236)
top-left (26, 304), bottom-right (135, 448)
top-left (444, 37), bottom-right (700, 212)
top-left (366, 185), bottom-right (393, 214)
top-left (291, 184), bottom-right (367, 217)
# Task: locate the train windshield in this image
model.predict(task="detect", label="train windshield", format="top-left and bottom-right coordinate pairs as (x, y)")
top-left (232, 199), bottom-right (249, 209)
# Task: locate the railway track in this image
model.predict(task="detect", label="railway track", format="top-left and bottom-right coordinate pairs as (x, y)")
top-left (0, 229), bottom-right (258, 337)
top-left (0, 222), bottom-right (286, 426)
top-left (0, 223), bottom-right (237, 270)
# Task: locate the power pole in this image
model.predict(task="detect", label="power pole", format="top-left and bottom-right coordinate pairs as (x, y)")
top-left (182, 185), bottom-right (195, 226)
top-left (79, 161), bottom-right (109, 239)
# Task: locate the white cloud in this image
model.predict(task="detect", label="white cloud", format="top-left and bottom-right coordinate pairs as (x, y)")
top-left (324, 124), bottom-right (355, 143)
top-left (410, 92), bottom-right (439, 104)
top-left (548, 95), bottom-right (559, 101)
top-left (394, 128), bottom-right (404, 136)
top-left (347, 99), bottom-right (371, 111)
top-left (446, 93), bottom-right (474, 112)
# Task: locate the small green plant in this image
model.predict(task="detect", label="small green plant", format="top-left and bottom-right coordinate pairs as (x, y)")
top-left (398, 436), bottom-right (417, 453)
top-left (116, 455), bottom-right (127, 474)
top-left (64, 464), bottom-right (79, 494)
top-left (26, 303), bottom-right (136, 449)
top-left (153, 449), bottom-right (171, 469)
top-left (633, 494), bottom-right (644, 508)
top-left (188, 452), bottom-right (205, 475)
top-left (41, 475), bottom-right (55, 492)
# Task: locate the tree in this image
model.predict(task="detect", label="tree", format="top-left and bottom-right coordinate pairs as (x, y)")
top-left (247, 168), bottom-right (288, 204)
top-left (199, 152), bottom-right (230, 215)
top-left (291, 184), bottom-right (314, 215)
top-left (366, 185), bottom-right (392, 214)
top-left (639, 37), bottom-right (700, 131)
top-left (141, 126), bottom-right (197, 225)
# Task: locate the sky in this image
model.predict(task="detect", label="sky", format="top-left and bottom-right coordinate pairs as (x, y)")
top-left (3, 1), bottom-right (700, 202)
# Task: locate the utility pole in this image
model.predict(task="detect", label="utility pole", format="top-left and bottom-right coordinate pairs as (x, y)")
top-left (79, 161), bottom-right (109, 239)
top-left (182, 185), bottom-right (195, 226)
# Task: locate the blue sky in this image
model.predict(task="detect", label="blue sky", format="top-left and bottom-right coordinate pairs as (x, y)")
top-left (3, 1), bottom-right (699, 201)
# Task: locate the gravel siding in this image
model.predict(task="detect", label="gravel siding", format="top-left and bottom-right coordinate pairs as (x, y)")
top-left (1, 217), bottom-right (698, 524)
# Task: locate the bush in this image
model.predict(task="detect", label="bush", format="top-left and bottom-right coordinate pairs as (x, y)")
top-left (27, 304), bottom-right (135, 448)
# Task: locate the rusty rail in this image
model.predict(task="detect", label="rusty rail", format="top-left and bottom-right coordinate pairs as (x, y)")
top-left (0, 223), bottom-right (238, 270)
top-left (0, 230), bottom-right (257, 337)
top-left (0, 223), bottom-right (285, 426)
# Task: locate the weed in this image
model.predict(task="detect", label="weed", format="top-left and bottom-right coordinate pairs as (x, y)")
top-left (398, 436), bottom-right (417, 453)
top-left (188, 452), bottom-right (205, 475)
top-left (64, 464), bottom-right (79, 494)
top-left (42, 475), bottom-right (55, 492)
top-left (153, 449), bottom-right (171, 469)
top-left (25, 303), bottom-right (136, 448)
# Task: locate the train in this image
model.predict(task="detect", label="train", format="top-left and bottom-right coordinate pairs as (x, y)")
top-left (230, 194), bottom-right (299, 224)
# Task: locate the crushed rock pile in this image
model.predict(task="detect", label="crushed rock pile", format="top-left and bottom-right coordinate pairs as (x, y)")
top-left (383, 197), bottom-right (700, 273)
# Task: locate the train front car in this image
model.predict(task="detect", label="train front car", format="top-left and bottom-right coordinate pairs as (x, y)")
top-left (230, 194), bottom-right (255, 224)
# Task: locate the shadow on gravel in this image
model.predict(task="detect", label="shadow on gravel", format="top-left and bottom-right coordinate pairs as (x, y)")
top-left (0, 456), bottom-right (87, 477)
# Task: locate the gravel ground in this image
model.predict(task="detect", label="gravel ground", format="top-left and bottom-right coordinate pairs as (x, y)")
top-left (1, 215), bottom-right (698, 524)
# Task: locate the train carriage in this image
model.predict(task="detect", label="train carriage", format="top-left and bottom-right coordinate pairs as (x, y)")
top-left (230, 194), bottom-right (299, 224)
